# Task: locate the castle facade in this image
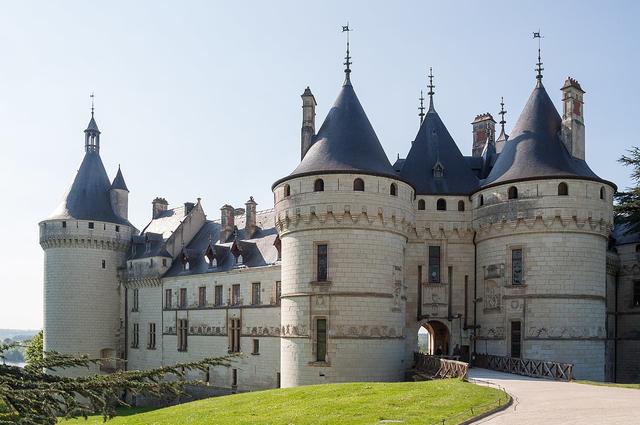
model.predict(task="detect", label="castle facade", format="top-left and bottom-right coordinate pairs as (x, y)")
top-left (40, 53), bottom-right (640, 389)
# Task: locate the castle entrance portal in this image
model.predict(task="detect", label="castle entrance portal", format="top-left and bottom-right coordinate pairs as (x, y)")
top-left (418, 321), bottom-right (450, 356)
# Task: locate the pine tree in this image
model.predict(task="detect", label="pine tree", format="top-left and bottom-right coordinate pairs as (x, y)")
top-left (0, 341), bottom-right (233, 424)
top-left (23, 331), bottom-right (43, 366)
top-left (615, 147), bottom-right (640, 233)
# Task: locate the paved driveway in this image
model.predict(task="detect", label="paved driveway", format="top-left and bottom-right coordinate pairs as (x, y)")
top-left (468, 368), bottom-right (640, 424)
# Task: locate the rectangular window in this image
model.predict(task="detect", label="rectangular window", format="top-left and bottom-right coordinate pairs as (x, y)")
top-left (232, 284), bottom-right (240, 305)
top-left (512, 249), bottom-right (523, 285)
top-left (179, 288), bottom-right (187, 308)
top-left (165, 289), bottom-right (172, 309)
top-left (132, 323), bottom-right (139, 348)
top-left (132, 288), bottom-right (139, 311)
top-left (115, 225), bottom-right (120, 233)
top-left (317, 244), bottom-right (328, 282)
top-left (177, 319), bottom-right (188, 351)
top-left (428, 246), bottom-right (441, 283)
top-left (162, 258), bottom-right (167, 267)
top-left (510, 321), bottom-right (521, 358)
top-left (634, 281), bottom-right (640, 307)
top-left (88, 222), bottom-right (94, 229)
top-left (148, 323), bottom-right (156, 349)
top-left (252, 282), bottom-right (261, 305)
top-left (252, 339), bottom-right (259, 354)
top-left (316, 318), bottom-right (327, 362)
top-left (198, 286), bottom-right (207, 307)
top-left (215, 285), bottom-right (223, 306)
top-left (62, 221), bottom-right (67, 228)
top-left (232, 368), bottom-right (238, 387)
top-left (229, 318), bottom-right (241, 353)
top-left (275, 281), bottom-right (281, 305)
top-left (102, 259), bottom-right (106, 269)
top-left (277, 372), bottom-right (281, 388)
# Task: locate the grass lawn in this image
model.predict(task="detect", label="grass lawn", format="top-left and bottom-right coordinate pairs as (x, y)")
top-left (60, 379), bottom-right (506, 425)
top-left (575, 380), bottom-right (640, 390)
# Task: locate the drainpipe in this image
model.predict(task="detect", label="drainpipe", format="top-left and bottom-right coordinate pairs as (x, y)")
top-left (472, 231), bottom-right (478, 364)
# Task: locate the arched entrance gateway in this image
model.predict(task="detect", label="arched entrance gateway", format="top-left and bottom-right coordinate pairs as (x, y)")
top-left (417, 320), bottom-right (450, 356)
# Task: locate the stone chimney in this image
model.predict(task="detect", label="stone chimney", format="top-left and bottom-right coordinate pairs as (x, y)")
top-left (471, 113), bottom-right (496, 157)
top-left (152, 197), bottom-right (169, 219)
top-left (184, 202), bottom-right (195, 215)
top-left (245, 196), bottom-right (258, 239)
top-left (561, 77), bottom-right (585, 160)
top-left (220, 204), bottom-right (235, 242)
top-left (301, 87), bottom-right (317, 160)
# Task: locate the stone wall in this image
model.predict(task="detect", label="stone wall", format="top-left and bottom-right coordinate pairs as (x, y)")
top-left (274, 173), bottom-right (414, 387)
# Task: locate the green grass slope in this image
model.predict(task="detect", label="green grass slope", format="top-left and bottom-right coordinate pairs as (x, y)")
top-left (60, 379), bottom-right (505, 425)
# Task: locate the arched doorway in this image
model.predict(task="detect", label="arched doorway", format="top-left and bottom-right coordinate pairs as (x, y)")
top-left (418, 320), bottom-right (450, 356)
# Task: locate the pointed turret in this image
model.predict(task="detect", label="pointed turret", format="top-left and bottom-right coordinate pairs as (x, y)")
top-left (111, 165), bottom-right (129, 191)
top-left (400, 70), bottom-right (479, 194)
top-left (110, 165), bottom-right (129, 220)
top-left (482, 80), bottom-right (607, 188)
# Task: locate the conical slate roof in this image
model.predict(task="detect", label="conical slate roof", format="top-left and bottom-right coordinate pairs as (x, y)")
top-left (483, 82), bottom-right (608, 188)
top-left (48, 151), bottom-right (131, 226)
top-left (400, 109), bottom-right (479, 195)
top-left (111, 166), bottom-right (129, 191)
top-left (85, 115), bottom-right (100, 133)
top-left (274, 78), bottom-right (398, 187)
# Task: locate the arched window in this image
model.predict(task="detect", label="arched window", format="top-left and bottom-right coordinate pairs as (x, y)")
top-left (600, 186), bottom-right (605, 200)
top-left (508, 186), bottom-right (518, 200)
top-left (458, 200), bottom-right (465, 211)
top-left (436, 198), bottom-right (446, 211)
top-left (479, 194), bottom-right (484, 206)
top-left (558, 182), bottom-right (568, 196)
top-left (314, 179), bottom-right (324, 192)
top-left (284, 184), bottom-right (291, 198)
top-left (354, 178), bottom-right (365, 191)
top-left (390, 183), bottom-right (397, 196)
top-left (418, 199), bottom-right (426, 210)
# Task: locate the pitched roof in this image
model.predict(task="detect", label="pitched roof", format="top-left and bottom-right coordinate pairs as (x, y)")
top-left (482, 82), bottom-right (612, 188)
top-left (273, 78), bottom-right (399, 187)
top-left (47, 151), bottom-right (131, 226)
top-left (111, 166), bottom-right (129, 191)
top-left (141, 205), bottom-right (187, 239)
top-left (400, 109), bottom-right (479, 195)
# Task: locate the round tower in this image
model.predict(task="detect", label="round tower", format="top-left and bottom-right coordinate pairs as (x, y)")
top-left (472, 77), bottom-right (615, 380)
top-left (273, 61), bottom-right (414, 387)
top-left (40, 111), bottom-right (134, 376)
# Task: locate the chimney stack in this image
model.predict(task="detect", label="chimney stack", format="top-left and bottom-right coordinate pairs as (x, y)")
top-left (301, 87), bottom-right (317, 160)
top-left (561, 77), bottom-right (585, 160)
top-left (471, 113), bottom-right (496, 157)
top-left (245, 196), bottom-right (258, 239)
top-left (184, 202), bottom-right (195, 215)
top-left (152, 197), bottom-right (169, 219)
top-left (220, 204), bottom-right (235, 242)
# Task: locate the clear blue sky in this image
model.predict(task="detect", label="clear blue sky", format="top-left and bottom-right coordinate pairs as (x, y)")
top-left (1, 1), bottom-right (638, 329)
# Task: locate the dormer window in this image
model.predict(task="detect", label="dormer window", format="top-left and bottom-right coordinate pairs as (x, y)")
top-left (433, 162), bottom-right (444, 178)
top-left (205, 246), bottom-right (216, 268)
top-left (236, 254), bottom-right (243, 265)
top-left (181, 253), bottom-right (189, 271)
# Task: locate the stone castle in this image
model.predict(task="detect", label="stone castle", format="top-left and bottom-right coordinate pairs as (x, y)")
top-left (39, 47), bottom-right (640, 389)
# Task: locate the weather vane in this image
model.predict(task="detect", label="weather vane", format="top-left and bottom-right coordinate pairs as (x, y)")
top-left (342, 23), bottom-right (352, 74)
top-left (90, 92), bottom-right (95, 116)
top-left (533, 31), bottom-right (544, 81)
top-left (427, 67), bottom-right (435, 110)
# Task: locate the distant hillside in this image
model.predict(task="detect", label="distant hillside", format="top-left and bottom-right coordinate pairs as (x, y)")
top-left (0, 329), bottom-right (39, 341)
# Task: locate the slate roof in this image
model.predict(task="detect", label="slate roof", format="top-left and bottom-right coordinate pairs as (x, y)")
top-left (163, 209), bottom-right (280, 277)
top-left (141, 206), bottom-right (186, 239)
top-left (482, 81), bottom-right (613, 189)
top-left (273, 77), bottom-right (401, 187)
top-left (400, 109), bottom-right (479, 195)
top-left (47, 151), bottom-right (132, 226)
top-left (612, 222), bottom-right (640, 246)
top-left (129, 233), bottom-right (171, 259)
top-left (110, 166), bottom-right (129, 191)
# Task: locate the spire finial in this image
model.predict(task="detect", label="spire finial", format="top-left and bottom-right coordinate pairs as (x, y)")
top-left (418, 90), bottom-right (425, 124)
top-left (533, 31), bottom-right (544, 83)
top-left (499, 96), bottom-right (507, 133)
top-left (427, 67), bottom-right (435, 111)
top-left (90, 92), bottom-right (95, 117)
top-left (342, 23), bottom-right (352, 82)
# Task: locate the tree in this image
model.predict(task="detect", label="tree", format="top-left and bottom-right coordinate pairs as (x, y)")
top-left (615, 147), bottom-right (640, 234)
top-left (0, 341), bottom-right (233, 425)
top-left (24, 331), bottom-right (43, 366)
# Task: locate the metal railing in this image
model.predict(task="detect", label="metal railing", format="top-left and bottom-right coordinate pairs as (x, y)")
top-left (474, 353), bottom-right (573, 381)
